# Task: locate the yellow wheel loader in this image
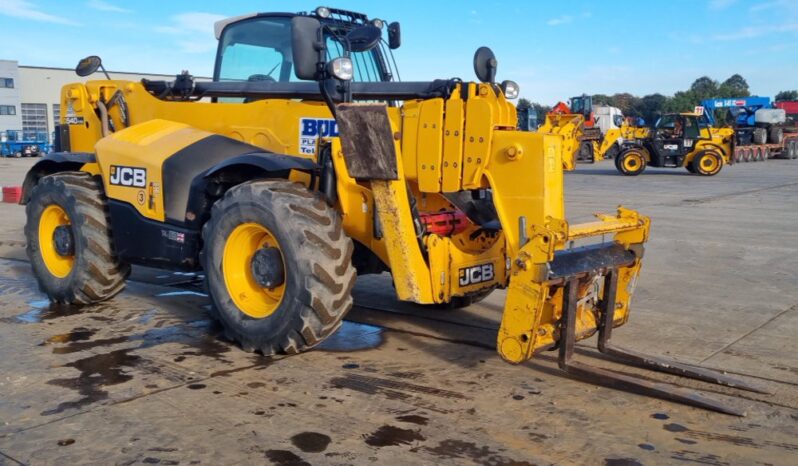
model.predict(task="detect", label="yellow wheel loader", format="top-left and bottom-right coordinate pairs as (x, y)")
top-left (615, 111), bottom-right (735, 176)
top-left (22, 7), bottom-right (762, 414)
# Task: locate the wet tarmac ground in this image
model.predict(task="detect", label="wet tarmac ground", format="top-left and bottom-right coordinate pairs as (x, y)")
top-left (1, 159), bottom-right (798, 465)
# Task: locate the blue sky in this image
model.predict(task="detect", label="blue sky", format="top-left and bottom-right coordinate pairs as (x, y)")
top-left (2, 0), bottom-right (797, 103)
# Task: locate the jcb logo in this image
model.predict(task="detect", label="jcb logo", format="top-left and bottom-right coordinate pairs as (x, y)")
top-left (109, 165), bottom-right (146, 188)
top-left (459, 263), bottom-right (495, 287)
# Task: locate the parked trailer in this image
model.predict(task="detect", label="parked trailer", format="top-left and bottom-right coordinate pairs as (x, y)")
top-left (731, 129), bottom-right (798, 162)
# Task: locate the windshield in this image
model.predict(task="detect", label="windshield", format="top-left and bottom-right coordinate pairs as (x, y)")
top-left (655, 114), bottom-right (677, 130)
top-left (215, 16), bottom-right (389, 84)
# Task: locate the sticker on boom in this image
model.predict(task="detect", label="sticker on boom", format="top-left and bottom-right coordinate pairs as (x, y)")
top-left (459, 263), bottom-right (495, 287)
top-left (299, 118), bottom-right (338, 155)
top-left (109, 165), bottom-right (147, 188)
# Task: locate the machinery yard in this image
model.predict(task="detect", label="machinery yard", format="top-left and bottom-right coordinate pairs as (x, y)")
top-left (2, 3), bottom-right (798, 466)
top-left (1, 157), bottom-right (797, 465)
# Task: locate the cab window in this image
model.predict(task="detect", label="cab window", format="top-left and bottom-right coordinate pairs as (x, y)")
top-left (216, 16), bottom-right (388, 84)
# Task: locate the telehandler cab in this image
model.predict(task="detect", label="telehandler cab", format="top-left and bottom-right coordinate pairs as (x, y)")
top-left (22, 7), bottom-right (762, 414)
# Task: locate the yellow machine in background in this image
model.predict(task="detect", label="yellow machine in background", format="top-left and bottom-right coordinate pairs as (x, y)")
top-left (537, 112), bottom-right (586, 170)
top-left (21, 7), bottom-right (759, 414)
top-left (615, 111), bottom-right (734, 176)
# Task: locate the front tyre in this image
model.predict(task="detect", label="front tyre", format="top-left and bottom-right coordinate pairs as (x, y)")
top-left (25, 172), bottom-right (130, 304)
top-left (616, 149), bottom-right (647, 176)
top-left (202, 180), bottom-right (356, 356)
top-left (691, 151), bottom-right (723, 176)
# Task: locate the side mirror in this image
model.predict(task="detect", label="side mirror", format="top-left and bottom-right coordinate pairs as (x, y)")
top-left (76, 55), bottom-right (102, 77)
top-left (473, 47), bottom-right (497, 83)
top-left (388, 22), bottom-right (401, 49)
top-left (346, 25), bottom-right (382, 52)
top-left (292, 16), bottom-right (324, 80)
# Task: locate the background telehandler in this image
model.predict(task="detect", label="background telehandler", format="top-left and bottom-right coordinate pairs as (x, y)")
top-left (615, 110), bottom-right (735, 176)
top-left (21, 7), bottom-right (761, 414)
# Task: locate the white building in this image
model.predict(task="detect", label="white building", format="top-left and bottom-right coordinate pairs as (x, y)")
top-left (0, 59), bottom-right (182, 143)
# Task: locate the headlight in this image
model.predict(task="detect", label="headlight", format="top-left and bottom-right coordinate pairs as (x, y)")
top-left (371, 18), bottom-right (384, 29)
top-left (328, 57), bottom-right (354, 81)
top-left (315, 6), bottom-right (331, 18)
top-left (501, 80), bottom-right (519, 99)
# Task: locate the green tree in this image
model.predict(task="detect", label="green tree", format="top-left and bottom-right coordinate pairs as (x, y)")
top-left (690, 76), bottom-right (719, 102)
top-left (664, 90), bottom-right (697, 113)
top-left (775, 90), bottom-right (798, 101)
top-left (638, 93), bottom-right (668, 125)
top-left (719, 74), bottom-right (750, 98)
top-left (592, 94), bottom-right (613, 106)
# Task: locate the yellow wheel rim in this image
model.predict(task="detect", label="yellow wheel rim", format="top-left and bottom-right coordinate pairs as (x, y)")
top-left (38, 204), bottom-right (74, 278)
top-left (222, 223), bottom-right (286, 319)
top-left (623, 153), bottom-right (642, 171)
top-left (700, 155), bottom-right (719, 172)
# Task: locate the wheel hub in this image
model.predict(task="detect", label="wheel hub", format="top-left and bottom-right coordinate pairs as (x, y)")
top-left (53, 225), bottom-right (75, 256)
top-left (250, 247), bottom-right (285, 289)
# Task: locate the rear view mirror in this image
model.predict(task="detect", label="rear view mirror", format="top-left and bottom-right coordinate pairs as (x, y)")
top-left (75, 55), bottom-right (102, 77)
top-left (473, 47), bottom-right (497, 83)
top-left (388, 22), bottom-right (401, 49)
top-left (346, 25), bottom-right (382, 52)
top-left (292, 16), bottom-right (324, 80)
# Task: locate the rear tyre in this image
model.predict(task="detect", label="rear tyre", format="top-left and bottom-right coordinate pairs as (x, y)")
top-left (768, 127), bottom-right (784, 145)
top-left (616, 149), bottom-right (647, 176)
top-left (578, 141), bottom-right (594, 162)
top-left (686, 163), bottom-right (696, 173)
top-left (25, 172), bottom-right (129, 304)
top-left (692, 151), bottom-right (723, 176)
top-left (202, 180), bottom-right (356, 356)
top-left (790, 141), bottom-right (797, 159)
top-left (753, 128), bottom-right (767, 145)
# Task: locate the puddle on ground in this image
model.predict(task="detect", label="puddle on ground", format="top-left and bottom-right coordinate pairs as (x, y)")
top-left (41, 319), bottom-right (231, 360)
top-left (290, 432), bottom-right (331, 453)
top-left (396, 414), bottom-right (428, 425)
top-left (422, 439), bottom-right (535, 465)
top-left (42, 349), bottom-right (142, 415)
top-left (155, 291), bottom-right (208, 298)
top-left (604, 459), bottom-right (642, 466)
top-left (363, 425), bottom-right (425, 447)
top-left (11, 300), bottom-right (86, 323)
top-left (43, 327), bottom-right (96, 344)
top-left (315, 321), bottom-right (384, 352)
top-left (264, 450), bottom-right (310, 466)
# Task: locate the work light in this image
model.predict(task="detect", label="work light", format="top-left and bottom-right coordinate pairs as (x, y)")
top-left (501, 80), bottom-right (519, 99)
top-left (328, 57), bottom-right (354, 81)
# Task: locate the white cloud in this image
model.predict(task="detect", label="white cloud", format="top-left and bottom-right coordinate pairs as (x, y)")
top-left (86, 0), bottom-right (131, 13)
top-left (2, 0), bottom-right (80, 25)
top-left (156, 12), bottom-right (226, 35)
top-left (547, 15), bottom-right (573, 26)
top-left (711, 21), bottom-right (798, 40)
top-left (155, 12), bottom-right (226, 53)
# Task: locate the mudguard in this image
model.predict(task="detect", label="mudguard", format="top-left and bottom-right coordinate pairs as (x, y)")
top-left (20, 152), bottom-right (96, 204)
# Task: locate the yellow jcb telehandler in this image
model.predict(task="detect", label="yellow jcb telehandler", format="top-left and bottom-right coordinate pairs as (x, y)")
top-left (22, 7), bottom-right (762, 414)
top-left (615, 111), bottom-right (735, 176)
